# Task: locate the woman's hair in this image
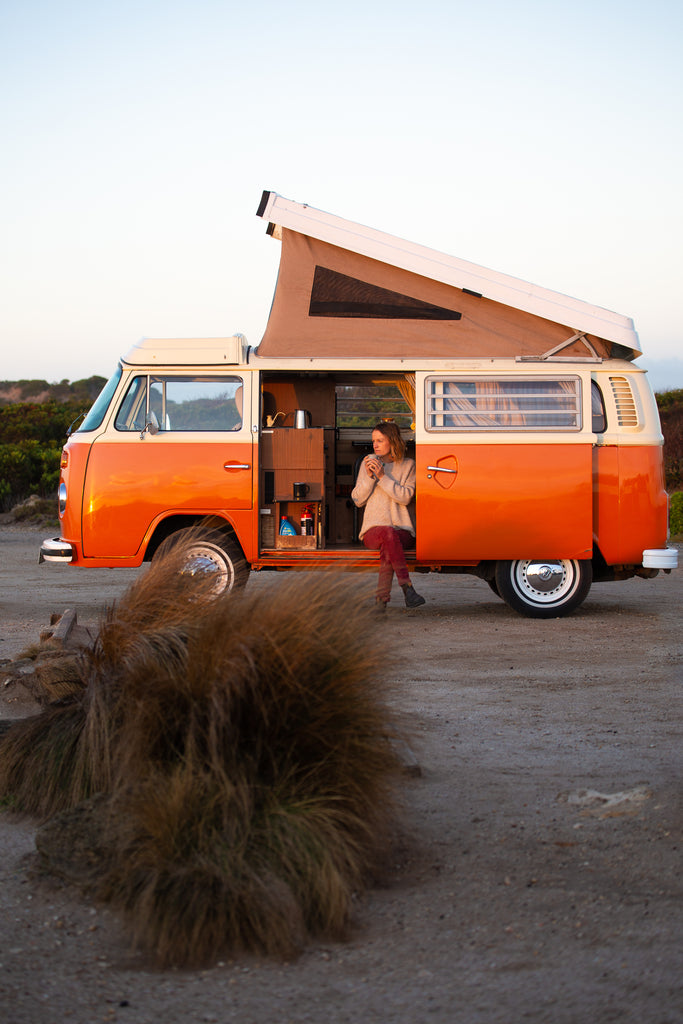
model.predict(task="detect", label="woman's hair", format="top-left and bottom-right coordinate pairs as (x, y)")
top-left (372, 421), bottom-right (406, 461)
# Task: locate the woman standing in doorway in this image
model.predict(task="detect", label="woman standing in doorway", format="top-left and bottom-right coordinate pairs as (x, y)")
top-left (351, 421), bottom-right (425, 611)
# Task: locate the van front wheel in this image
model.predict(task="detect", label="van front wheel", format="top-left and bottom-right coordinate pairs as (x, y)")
top-left (494, 559), bottom-right (592, 618)
top-left (154, 530), bottom-right (248, 597)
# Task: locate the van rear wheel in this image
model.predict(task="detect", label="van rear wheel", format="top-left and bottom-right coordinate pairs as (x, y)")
top-left (154, 529), bottom-right (248, 597)
top-left (495, 558), bottom-right (592, 618)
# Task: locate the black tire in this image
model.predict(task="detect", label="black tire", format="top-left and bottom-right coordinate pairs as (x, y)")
top-left (154, 529), bottom-right (248, 597)
top-left (494, 558), bottom-right (592, 619)
top-left (486, 578), bottom-right (501, 598)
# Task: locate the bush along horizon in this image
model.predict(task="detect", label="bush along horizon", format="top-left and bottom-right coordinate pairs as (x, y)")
top-left (0, 536), bottom-right (407, 966)
top-left (0, 399), bottom-right (85, 511)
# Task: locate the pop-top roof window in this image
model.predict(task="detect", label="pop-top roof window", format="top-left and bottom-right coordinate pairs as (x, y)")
top-left (426, 377), bottom-right (582, 431)
top-left (309, 267), bottom-right (462, 320)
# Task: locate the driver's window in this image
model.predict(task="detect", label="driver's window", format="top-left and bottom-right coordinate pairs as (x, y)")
top-left (159, 377), bottom-right (243, 431)
top-left (115, 375), bottom-right (244, 432)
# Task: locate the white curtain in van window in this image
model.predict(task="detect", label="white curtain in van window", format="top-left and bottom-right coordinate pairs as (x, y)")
top-left (430, 379), bottom-right (580, 430)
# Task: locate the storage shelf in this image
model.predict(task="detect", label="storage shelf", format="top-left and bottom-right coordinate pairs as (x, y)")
top-left (273, 495), bottom-right (322, 503)
top-left (260, 498), bottom-right (324, 551)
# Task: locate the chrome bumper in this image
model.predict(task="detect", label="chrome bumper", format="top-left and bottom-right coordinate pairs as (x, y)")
top-left (40, 537), bottom-right (74, 563)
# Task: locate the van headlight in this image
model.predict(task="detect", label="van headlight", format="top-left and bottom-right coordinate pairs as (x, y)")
top-left (59, 482), bottom-right (67, 516)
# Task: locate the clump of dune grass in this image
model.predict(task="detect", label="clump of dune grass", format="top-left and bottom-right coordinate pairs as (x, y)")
top-left (0, 532), bottom-right (404, 965)
top-left (31, 651), bottom-right (85, 703)
top-left (0, 546), bottom-right (209, 815)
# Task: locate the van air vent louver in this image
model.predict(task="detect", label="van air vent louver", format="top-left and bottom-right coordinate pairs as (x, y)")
top-left (609, 376), bottom-right (638, 427)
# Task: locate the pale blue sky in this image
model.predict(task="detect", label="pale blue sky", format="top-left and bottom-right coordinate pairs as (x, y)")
top-left (1, 0), bottom-right (681, 389)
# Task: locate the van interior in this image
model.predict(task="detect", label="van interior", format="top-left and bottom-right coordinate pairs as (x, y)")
top-left (258, 371), bottom-right (414, 553)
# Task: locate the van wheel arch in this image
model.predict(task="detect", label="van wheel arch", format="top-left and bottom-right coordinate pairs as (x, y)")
top-left (148, 518), bottom-right (249, 597)
top-left (145, 515), bottom-right (238, 561)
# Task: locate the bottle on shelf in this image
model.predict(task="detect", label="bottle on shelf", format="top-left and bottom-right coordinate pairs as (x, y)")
top-left (279, 515), bottom-right (297, 536)
top-left (300, 504), bottom-right (314, 536)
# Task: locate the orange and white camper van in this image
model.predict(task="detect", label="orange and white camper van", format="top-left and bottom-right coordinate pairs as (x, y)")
top-left (40, 191), bottom-right (677, 617)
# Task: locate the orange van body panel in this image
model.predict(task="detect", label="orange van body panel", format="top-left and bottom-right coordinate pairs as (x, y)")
top-left (593, 445), bottom-right (669, 564)
top-left (58, 437), bottom-right (90, 562)
top-left (416, 443), bottom-right (594, 562)
top-left (81, 438), bottom-right (254, 558)
top-left (60, 434), bottom-right (667, 571)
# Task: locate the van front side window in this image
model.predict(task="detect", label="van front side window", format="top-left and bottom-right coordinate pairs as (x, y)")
top-left (115, 376), bottom-right (244, 432)
top-left (78, 366), bottom-right (123, 432)
top-left (426, 377), bottom-right (582, 431)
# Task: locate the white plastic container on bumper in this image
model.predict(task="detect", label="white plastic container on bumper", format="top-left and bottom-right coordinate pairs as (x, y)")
top-left (642, 548), bottom-right (678, 569)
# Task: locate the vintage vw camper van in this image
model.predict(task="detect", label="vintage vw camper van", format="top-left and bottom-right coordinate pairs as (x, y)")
top-left (40, 192), bottom-right (677, 617)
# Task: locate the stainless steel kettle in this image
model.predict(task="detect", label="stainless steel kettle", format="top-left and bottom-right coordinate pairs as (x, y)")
top-left (294, 409), bottom-right (311, 428)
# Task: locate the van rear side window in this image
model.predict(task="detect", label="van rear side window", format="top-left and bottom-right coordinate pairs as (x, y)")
top-left (425, 377), bottom-right (582, 431)
top-left (591, 380), bottom-right (607, 433)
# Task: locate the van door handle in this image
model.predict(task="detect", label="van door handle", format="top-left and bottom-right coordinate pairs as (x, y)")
top-left (223, 462), bottom-right (250, 470)
top-left (426, 466), bottom-right (457, 473)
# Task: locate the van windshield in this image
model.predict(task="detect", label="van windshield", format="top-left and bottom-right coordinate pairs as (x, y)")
top-left (78, 366), bottom-right (123, 432)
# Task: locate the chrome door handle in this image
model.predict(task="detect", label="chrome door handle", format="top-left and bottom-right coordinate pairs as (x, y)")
top-left (426, 466), bottom-right (457, 473)
top-left (223, 463), bottom-right (250, 470)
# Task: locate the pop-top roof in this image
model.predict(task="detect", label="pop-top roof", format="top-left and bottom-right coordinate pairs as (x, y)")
top-left (255, 190), bottom-right (641, 361)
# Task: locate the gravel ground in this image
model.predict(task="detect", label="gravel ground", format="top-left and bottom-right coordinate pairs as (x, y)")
top-left (1, 526), bottom-right (681, 1024)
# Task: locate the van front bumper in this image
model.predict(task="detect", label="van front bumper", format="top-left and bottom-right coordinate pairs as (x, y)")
top-left (642, 548), bottom-right (678, 570)
top-left (39, 538), bottom-right (74, 564)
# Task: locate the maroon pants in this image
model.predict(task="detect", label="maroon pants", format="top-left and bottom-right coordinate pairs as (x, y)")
top-left (362, 526), bottom-right (414, 602)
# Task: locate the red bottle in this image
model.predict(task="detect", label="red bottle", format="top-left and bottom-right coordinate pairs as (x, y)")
top-left (300, 505), bottom-right (314, 536)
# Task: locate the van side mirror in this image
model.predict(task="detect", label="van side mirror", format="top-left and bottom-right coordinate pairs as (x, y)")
top-left (140, 410), bottom-right (160, 439)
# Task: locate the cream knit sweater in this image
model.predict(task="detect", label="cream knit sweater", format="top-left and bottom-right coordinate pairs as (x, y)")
top-left (351, 458), bottom-right (416, 539)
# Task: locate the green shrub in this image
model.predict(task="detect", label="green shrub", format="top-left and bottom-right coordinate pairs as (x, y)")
top-left (0, 400), bottom-right (84, 445)
top-left (656, 387), bottom-right (683, 412)
top-left (657, 390), bottom-right (683, 491)
top-left (0, 441), bottom-right (61, 508)
top-left (0, 479), bottom-right (10, 511)
top-left (670, 492), bottom-right (683, 537)
top-left (0, 394), bottom-right (97, 507)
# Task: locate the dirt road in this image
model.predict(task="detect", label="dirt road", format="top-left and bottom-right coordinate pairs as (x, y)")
top-left (1, 526), bottom-right (681, 1024)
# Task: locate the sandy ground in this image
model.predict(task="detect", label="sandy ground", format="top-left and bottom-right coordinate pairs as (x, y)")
top-left (0, 526), bottom-right (681, 1024)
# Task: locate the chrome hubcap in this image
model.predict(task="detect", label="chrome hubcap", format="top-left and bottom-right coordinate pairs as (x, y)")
top-left (182, 546), bottom-right (232, 595)
top-left (513, 560), bottom-right (576, 603)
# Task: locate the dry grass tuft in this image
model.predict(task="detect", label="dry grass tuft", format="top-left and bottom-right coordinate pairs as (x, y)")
top-left (0, 703), bottom-right (89, 817)
top-left (32, 652), bottom-right (86, 703)
top-left (0, 532), bottom-right (405, 965)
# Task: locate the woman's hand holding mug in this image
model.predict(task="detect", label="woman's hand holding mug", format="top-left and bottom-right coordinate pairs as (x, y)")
top-left (365, 454), bottom-right (384, 480)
